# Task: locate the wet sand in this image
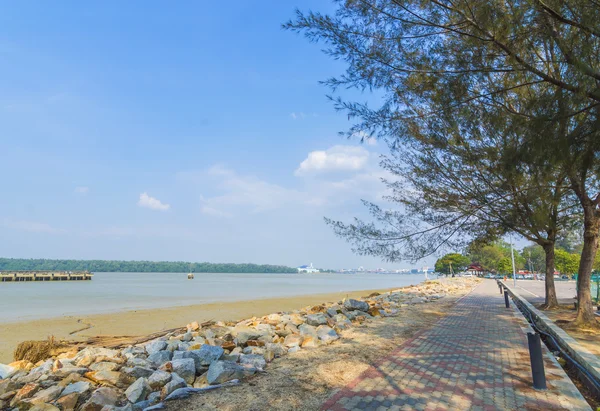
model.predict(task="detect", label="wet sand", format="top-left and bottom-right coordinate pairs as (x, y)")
top-left (0, 288), bottom-right (386, 363)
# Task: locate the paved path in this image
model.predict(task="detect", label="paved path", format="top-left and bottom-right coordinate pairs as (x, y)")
top-left (322, 280), bottom-right (590, 411)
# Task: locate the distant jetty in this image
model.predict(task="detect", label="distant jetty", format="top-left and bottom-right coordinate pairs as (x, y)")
top-left (0, 270), bottom-right (93, 282)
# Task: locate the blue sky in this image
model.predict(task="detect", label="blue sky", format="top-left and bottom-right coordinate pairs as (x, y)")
top-left (0, 1), bottom-right (433, 270)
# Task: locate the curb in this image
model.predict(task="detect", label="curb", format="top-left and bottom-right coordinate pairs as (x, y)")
top-left (500, 281), bottom-right (600, 384)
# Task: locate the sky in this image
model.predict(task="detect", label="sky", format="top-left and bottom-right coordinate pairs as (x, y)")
top-left (0, 1), bottom-right (434, 270)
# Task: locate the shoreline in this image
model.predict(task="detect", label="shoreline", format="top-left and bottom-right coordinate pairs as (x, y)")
top-left (0, 287), bottom-right (396, 363)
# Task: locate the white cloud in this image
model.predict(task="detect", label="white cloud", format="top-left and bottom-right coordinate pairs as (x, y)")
top-left (290, 112), bottom-right (306, 120)
top-left (75, 186), bottom-right (89, 195)
top-left (1, 218), bottom-right (66, 234)
top-left (295, 145), bottom-right (370, 176)
top-left (137, 192), bottom-right (170, 211)
top-left (200, 167), bottom-right (302, 216)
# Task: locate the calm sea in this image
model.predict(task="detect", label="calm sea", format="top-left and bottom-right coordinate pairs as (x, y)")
top-left (0, 272), bottom-right (432, 323)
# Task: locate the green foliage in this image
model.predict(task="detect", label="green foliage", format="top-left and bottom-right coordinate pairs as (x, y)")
top-left (468, 240), bottom-right (524, 273)
top-left (434, 253), bottom-right (470, 274)
top-left (0, 258), bottom-right (297, 274)
top-left (554, 249), bottom-right (581, 275)
top-left (521, 244), bottom-right (546, 273)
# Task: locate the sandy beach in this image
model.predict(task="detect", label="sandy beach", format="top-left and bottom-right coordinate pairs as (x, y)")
top-left (0, 288), bottom-right (387, 363)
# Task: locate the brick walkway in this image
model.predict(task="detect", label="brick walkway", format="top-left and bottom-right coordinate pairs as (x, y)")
top-left (322, 280), bottom-right (591, 411)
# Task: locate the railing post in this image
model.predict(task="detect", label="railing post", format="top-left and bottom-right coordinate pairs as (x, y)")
top-left (504, 290), bottom-right (510, 308)
top-left (498, 282), bottom-right (503, 294)
top-left (527, 332), bottom-right (547, 390)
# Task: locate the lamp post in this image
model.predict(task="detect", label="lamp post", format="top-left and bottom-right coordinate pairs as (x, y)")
top-left (510, 236), bottom-right (517, 287)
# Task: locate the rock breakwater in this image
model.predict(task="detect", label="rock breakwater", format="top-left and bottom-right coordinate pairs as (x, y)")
top-left (0, 278), bottom-right (478, 410)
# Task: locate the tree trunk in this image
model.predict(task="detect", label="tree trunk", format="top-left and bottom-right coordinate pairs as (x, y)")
top-left (542, 244), bottom-right (559, 309)
top-left (574, 208), bottom-right (600, 327)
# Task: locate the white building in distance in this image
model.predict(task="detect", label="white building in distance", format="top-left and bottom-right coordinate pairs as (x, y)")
top-left (297, 263), bottom-right (320, 273)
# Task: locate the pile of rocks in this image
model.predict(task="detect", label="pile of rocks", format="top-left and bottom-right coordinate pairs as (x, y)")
top-left (0, 278), bottom-right (477, 411)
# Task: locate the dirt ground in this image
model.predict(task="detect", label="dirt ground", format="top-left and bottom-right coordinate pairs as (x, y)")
top-left (164, 296), bottom-right (462, 411)
top-left (538, 305), bottom-right (600, 359)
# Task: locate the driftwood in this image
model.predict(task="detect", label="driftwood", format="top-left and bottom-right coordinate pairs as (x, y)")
top-left (13, 320), bottom-right (216, 362)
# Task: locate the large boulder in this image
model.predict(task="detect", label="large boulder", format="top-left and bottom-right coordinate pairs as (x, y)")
top-left (232, 327), bottom-right (268, 345)
top-left (80, 387), bottom-right (119, 411)
top-left (170, 359), bottom-right (196, 384)
top-left (206, 361), bottom-right (244, 385)
top-left (187, 345), bottom-right (224, 370)
top-left (283, 334), bottom-right (303, 348)
top-left (121, 366), bottom-right (153, 379)
top-left (160, 373), bottom-right (187, 400)
top-left (316, 325), bottom-right (339, 343)
top-left (124, 377), bottom-right (151, 404)
top-left (29, 385), bottom-right (63, 404)
top-left (60, 381), bottom-right (91, 397)
top-left (0, 364), bottom-right (16, 379)
top-left (147, 351), bottom-right (173, 368)
top-left (144, 341), bottom-right (167, 356)
top-left (147, 370), bottom-right (171, 390)
top-left (239, 355), bottom-right (266, 371)
top-left (306, 313), bottom-right (328, 326)
top-left (343, 299), bottom-right (369, 312)
top-left (85, 370), bottom-right (124, 387)
top-left (298, 324), bottom-right (318, 339)
top-left (89, 362), bottom-right (120, 372)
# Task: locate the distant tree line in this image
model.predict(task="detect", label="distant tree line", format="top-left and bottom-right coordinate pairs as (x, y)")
top-left (435, 238), bottom-right (600, 276)
top-left (0, 258), bottom-right (298, 274)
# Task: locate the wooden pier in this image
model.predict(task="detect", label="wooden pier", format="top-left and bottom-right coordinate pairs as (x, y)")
top-left (0, 271), bottom-right (93, 282)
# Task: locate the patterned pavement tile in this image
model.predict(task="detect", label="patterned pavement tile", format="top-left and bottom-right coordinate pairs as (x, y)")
top-left (321, 280), bottom-right (591, 411)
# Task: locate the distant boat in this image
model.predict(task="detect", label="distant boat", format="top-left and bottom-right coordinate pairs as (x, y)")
top-left (187, 273), bottom-right (194, 280)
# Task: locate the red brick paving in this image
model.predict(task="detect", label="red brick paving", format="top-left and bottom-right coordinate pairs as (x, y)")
top-left (322, 280), bottom-right (590, 411)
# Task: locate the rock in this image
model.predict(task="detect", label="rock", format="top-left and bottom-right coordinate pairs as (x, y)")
top-left (188, 345), bottom-right (224, 369)
top-left (125, 378), bottom-right (151, 404)
top-left (0, 364), bottom-right (16, 379)
top-left (55, 392), bottom-right (80, 411)
top-left (343, 299), bottom-right (369, 312)
top-left (344, 310), bottom-right (370, 321)
top-left (90, 362), bottom-right (121, 372)
top-left (54, 366), bottom-right (89, 378)
top-left (80, 387), bottom-right (120, 411)
top-left (122, 366), bottom-right (154, 379)
top-left (206, 361), bottom-right (244, 385)
top-left (409, 297), bottom-right (426, 304)
top-left (222, 353), bottom-right (240, 362)
top-left (147, 351), bottom-right (173, 368)
top-left (0, 379), bottom-right (18, 395)
top-left (74, 347), bottom-right (120, 364)
top-left (333, 314), bottom-right (352, 330)
top-left (123, 346), bottom-right (146, 359)
top-left (298, 324), bottom-right (318, 338)
top-left (242, 346), bottom-right (265, 355)
top-left (265, 343), bottom-right (287, 359)
top-left (144, 341), bottom-right (168, 356)
top-left (283, 334), bottom-right (303, 348)
top-left (170, 359), bottom-right (195, 384)
top-left (239, 355), bottom-right (266, 371)
top-left (301, 336), bottom-right (319, 348)
top-left (287, 346), bottom-right (301, 354)
top-left (177, 342), bottom-right (192, 352)
top-left (148, 370), bottom-right (171, 390)
top-left (147, 391), bottom-right (161, 404)
top-left (10, 383), bottom-right (40, 406)
top-left (187, 321), bottom-right (200, 332)
top-left (29, 385), bottom-right (63, 403)
top-left (127, 358), bottom-right (151, 368)
top-left (326, 308), bottom-right (339, 317)
top-left (316, 325), bottom-right (339, 343)
top-left (367, 307), bottom-right (381, 317)
top-left (29, 404), bottom-right (60, 411)
top-left (182, 333), bottom-right (193, 342)
top-left (85, 370), bottom-right (124, 387)
top-left (160, 373), bottom-right (187, 400)
top-left (306, 313), bottom-right (328, 326)
top-left (60, 381), bottom-right (91, 397)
